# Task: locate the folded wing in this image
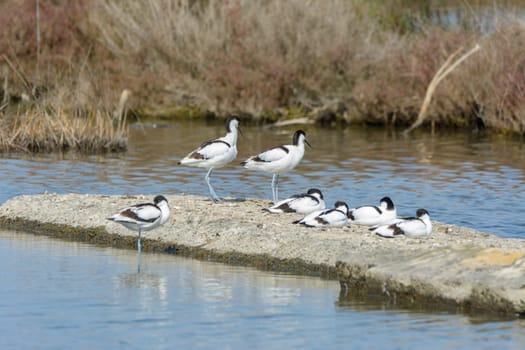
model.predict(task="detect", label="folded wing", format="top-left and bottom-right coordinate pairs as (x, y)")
top-left (181, 140), bottom-right (231, 164)
top-left (114, 204), bottom-right (161, 224)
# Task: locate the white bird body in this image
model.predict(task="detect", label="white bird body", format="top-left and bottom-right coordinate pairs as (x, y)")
top-left (242, 130), bottom-right (310, 202)
top-left (179, 117), bottom-right (240, 202)
top-left (264, 188), bottom-right (325, 214)
top-left (372, 209), bottom-right (432, 238)
top-left (348, 197), bottom-right (397, 226)
top-left (108, 195), bottom-right (170, 252)
top-left (179, 128), bottom-right (238, 168)
top-left (243, 143), bottom-right (305, 174)
top-left (294, 201), bottom-right (349, 227)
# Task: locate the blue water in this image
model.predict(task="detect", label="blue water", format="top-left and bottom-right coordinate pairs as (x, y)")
top-left (0, 123), bottom-right (523, 238)
top-left (0, 123), bottom-right (524, 348)
top-left (1, 231), bottom-right (523, 350)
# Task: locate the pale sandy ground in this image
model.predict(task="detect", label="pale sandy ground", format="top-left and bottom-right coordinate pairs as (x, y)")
top-left (0, 193), bottom-right (524, 314)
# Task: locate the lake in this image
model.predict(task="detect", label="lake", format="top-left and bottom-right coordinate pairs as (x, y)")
top-left (1, 121), bottom-right (523, 237)
top-left (0, 121), bottom-right (524, 349)
top-left (1, 230), bottom-right (524, 349)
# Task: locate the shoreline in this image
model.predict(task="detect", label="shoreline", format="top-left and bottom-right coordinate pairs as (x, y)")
top-left (0, 193), bottom-right (524, 316)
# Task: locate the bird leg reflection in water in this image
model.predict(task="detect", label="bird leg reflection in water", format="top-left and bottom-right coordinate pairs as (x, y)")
top-left (137, 250), bottom-right (142, 274)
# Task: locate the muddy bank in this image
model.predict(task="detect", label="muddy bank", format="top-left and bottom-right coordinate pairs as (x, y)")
top-left (0, 193), bottom-right (523, 316)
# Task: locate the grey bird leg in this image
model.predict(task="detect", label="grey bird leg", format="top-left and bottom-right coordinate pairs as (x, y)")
top-left (271, 174), bottom-right (279, 203)
top-left (205, 168), bottom-right (221, 203)
top-left (137, 228), bottom-right (142, 253)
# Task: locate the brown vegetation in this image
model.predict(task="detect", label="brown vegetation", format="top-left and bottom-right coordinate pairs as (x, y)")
top-left (0, 105), bottom-right (128, 153)
top-left (1, 0), bottom-right (525, 153)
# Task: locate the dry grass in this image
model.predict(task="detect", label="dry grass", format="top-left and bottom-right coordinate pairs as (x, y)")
top-left (351, 18), bottom-right (525, 133)
top-left (0, 103), bottom-right (128, 153)
top-left (463, 21), bottom-right (525, 132)
top-left (2, 0), bottom-right (525, 146)
top-left (89, 0), bottom-right (382, 114)
top-left (90, 0), bottom-right (525, 133)
top-left (0, 0), bottom-right (130, 152)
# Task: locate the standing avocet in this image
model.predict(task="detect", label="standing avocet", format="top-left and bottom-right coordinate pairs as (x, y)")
top-left (347, 196), bottom-right (397, 226)
top-left (241, 130), bottom-right (310, 202)
top-left (264, 188), bottom-right (325, 214)
top-left (293, 201), bottom-right (349, 227)
top-left (107, 195), bottom-right (170, 253)
top-left (372, 208), bottom-right (432, 238)
top-left (179, 117), bottom-right (240, 203)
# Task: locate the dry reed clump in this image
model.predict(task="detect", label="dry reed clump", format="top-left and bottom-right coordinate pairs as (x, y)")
top-left (350, 17), bottom-right (525, 134)
top-left (410, 19), bottom-right (525, 133)
top-left (0, 104), bottom-right (128, 153)
top-left (0, 0), bottom-right (132, 152)
top-left (89, 0), bottom-right (380, 116)
top-left (0, 58), bottom-right (131, 152)
top-left (460, 21), bottom-right (525, 133)
top-left (351, 27), bottom-right (480, 126)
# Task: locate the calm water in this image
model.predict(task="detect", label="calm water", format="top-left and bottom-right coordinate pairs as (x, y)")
top-left (409, 0), bottom-right (525, 32)
top-left (0, 121), bottom-right (523, 238)
top-left (1, 122), bottom-right (524, 349)
top-left (1, 231), bottom-right (524, 350)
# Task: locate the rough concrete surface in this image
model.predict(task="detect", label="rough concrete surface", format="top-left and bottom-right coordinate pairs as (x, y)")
top-left (0, 193), bottom-right (524, 316)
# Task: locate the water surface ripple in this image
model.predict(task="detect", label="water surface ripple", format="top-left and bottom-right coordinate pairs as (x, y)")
top-left (1, 231), bottom-right (523, 349)
top-left (0, 122), bottom-right (523, 238)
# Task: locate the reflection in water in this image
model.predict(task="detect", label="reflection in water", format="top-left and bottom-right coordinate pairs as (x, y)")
top-left (1, 230), bottom-right (524, 349)
top-left (0, 122), bottom-right (523, 238)
top-left (337, 290), bottom-right (522, 325)
top-left (114, 271), bottom-right (169, 308)
top-left (260, 287), bottom-right (301, 306)
top-left (408, 0), bottom-right (525, 32)
top-left (198, 277), bottom-right (234, 304)
top-left (338, 291), bottom-right (525, 348)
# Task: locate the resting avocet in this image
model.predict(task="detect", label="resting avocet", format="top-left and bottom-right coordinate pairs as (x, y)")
top-left (347, 196), bottom-right (397, 226)
top-left (107, 195), bottom-right (170, 252)
top-left (293, 201), bottom-right (349, 227)
top-left (179, 116), bottom-right (240, 203)
top-left (264, 188), bottom-right (325, 214)
top-left (372, 208), bottom-right (432, 238)
top-left (241, 130), bottom-right (310, 202)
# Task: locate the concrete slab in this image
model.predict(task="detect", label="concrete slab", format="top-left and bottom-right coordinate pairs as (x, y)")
top-left (0, 193), bottom-right (523, 315)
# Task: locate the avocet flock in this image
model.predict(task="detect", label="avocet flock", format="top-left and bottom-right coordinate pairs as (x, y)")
top-left (108, 117), bottom-right (433, 251)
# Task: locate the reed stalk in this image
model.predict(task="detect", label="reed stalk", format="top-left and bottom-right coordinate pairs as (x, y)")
top-left (403, 43), bottom-right (482, 134)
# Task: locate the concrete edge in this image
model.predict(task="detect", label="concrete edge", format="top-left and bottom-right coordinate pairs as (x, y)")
top-left (1, 215), bottom-right (523, 318)
top-left (335, 261), bottom-right (524, 317)
top-left (0, 216), bottom-right (337, 279)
